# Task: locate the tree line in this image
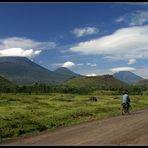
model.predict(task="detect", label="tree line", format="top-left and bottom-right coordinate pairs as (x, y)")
top-left (0, 82), bottom-right (147, 95)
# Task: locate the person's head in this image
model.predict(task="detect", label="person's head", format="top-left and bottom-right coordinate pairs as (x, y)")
top-left (124, 90), bottom-right (128, 94)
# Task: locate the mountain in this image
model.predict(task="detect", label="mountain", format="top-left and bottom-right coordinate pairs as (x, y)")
top-left (54, 67), bottom-right (82, 80)
top-left (62, 75), bottom-right (129, 91)
top-left (0, 57), bottom-right (77, 85)
top-left (0, 75), bottom-right (15, 92)
top-left (113, 71), bottom-right (143, 84)
top-left (0, 75), bottom-right (14, 86)
top-left (134, 79), bottom-right (148, 86)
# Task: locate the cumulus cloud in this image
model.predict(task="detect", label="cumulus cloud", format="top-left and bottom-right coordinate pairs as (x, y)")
top-left (135, 67), bottom-right (148, 79)
top-left (0, 48), bottom-right (41, 58)
top-left (86, 73), bottom-right (97, 77)
top-left (53, 62), bottom-right (84, 68)
top-left (62, 61), bottom-right (75, 68)
top-left (128, 59), bottom-right (136, 65)
top-left (52, 63), bottom-right (63, 68)
top-left (116, 10), bottom-right (148, 26)
top-left (70, 25), bottom-right (148, 63)
top-left (0, 37), bottom-right (56, 58)
top-left (72, 27), bottom-right (99, 37)
top-left (77, 63), bottom-right (84, 66)
top-left (86, 63), bottom-right (97, 67)
top-left (116, 17), bottom-right (124, 23)
top-left (110, 67), bottom-right (136, 73)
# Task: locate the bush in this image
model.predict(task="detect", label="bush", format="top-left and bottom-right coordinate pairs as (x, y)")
top-left (89, 96), bottom-right (98, 102)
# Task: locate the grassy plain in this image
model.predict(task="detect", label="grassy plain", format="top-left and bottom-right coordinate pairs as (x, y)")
top-left (0, 92), bottom-right (148, 142)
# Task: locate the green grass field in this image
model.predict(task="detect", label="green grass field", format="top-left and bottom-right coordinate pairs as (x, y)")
top-left (0, 92), bottom-right (148, 142)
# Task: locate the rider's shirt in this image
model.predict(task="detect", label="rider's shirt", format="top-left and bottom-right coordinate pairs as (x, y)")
top-left (122, 94), bottom-right (129, 104)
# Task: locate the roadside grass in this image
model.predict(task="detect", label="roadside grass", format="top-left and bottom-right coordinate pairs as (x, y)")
top-left (0, 93), bottom-right (148, 142)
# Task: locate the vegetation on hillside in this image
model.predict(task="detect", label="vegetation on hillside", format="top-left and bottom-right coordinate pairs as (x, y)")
top-left (0, 76), bottom-right (16, 93)
top-left (0, 74), bottom-right (147, 95)
top-left (57, 75), bottom-right (129, 94)
top-left (134, 79), bottom-right (148, 86)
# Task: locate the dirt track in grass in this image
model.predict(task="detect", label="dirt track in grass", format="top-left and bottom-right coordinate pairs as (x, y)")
top-left (1, 109), bottom-right (148, 146)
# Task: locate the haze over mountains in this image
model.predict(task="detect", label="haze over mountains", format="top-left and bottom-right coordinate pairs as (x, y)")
top-left (0, 56), bottom-right (146, 86)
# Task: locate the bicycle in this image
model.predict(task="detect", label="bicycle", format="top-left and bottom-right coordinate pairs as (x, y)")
top-left (122, 103), bottom-right (131, 115)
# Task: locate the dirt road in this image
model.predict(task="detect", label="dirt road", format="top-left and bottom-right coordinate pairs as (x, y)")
top-left (1, 109), bottom-right (148, 146)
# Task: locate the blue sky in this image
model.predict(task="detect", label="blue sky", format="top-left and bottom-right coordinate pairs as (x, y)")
top-left (0, 2), bottom-right (148, 78)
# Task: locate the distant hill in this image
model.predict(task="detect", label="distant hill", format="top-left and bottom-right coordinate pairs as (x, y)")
top-left (0, 57), bottom-right (79, 85)
top-left (62, 75), bottom-right (129, 92)
top-left (113, 71), bottom-right (143, 84)
top-left (54, 67), bottom-right (82, 80)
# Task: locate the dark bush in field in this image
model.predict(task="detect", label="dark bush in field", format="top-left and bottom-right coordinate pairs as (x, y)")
top-left (89, 96), bottom-right (97, 102)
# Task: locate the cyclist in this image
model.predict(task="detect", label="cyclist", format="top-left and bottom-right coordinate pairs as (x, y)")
top-left (122, 90), bottom-right (130, 115)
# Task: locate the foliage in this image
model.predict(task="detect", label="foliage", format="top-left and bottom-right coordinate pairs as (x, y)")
top-left (0, 93), bottom-right (148, 142)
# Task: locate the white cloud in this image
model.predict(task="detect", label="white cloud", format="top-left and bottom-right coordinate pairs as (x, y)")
top-left (72, 27), bottom-right (99, 37)
top-left (110, 67), bottom-right (136, 73)
top-left (116, 17), bottom-right (125, 23)
top-left (70, 25), bottom-right (148, 63)
top-left (128, 59), bottom-right (136, 65)
top-left (86, 73), bottom-right (97, 77)
top-left (53, 62), bottom-right (83, 68)
top-left (77, 63), bottom-right (84, 66)
top-left (62, 61), bottom-right (75, 68)
top-left (0, 37), bottom-right (56, 58)
top-left (51, 63), bottom-right (63, 68)
top-left (116, 10), bottom-right (148, 26)
top-left (135, 67), bottom-right (148, 79)
top-left (0, 48), bottom-right (41, 58)
top-left (86, 63), bottom-right (97, 67)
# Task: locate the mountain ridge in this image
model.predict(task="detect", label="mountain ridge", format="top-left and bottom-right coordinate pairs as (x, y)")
top-left (0, 57), bottom-right (145, 86)
top-left (0, 57), bottom-right (82, 85)
top-left (54, 67), bottom-right (82, 78)
top-left (0, 75), bottom-right (14, 86)
top-left (62, 74), bottom-right (129, 92)
top-left (113, 71), bottom-right (143, 84)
